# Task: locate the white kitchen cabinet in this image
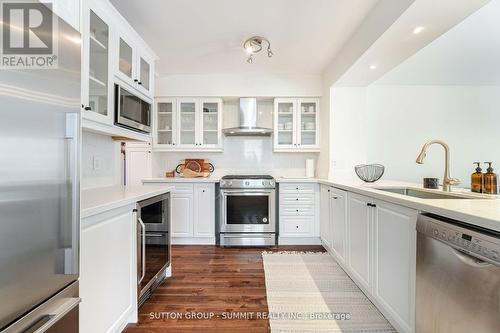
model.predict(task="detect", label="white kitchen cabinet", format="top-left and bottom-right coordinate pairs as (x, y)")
top-left (279, 182), bottom-right (320, 244)
top-left (81, 0), bottom-right (113, 125)
top-left (333, 190), bottom-right (417, 333)
top-left (171, 191), bottom-right (194, 237)
top-left (153, 182), bottom-right (215, 244)
top-left (330, 187), bottom-right (347, 264)
top-left (80, 205), bottom-right (137, 333)
top-left (154, 98), bottom-right (223, 151)
top-left (274, 98), bottom-right (320, 152)
top-left (194, 184), bottom-right (216, 237)
top-left (115, 32), bottom-right (154, 99)
top-left (319, 185), bottom-right (332, 249)
top-left (373, 200), bottom-right (417, 333)
top-left (125, 142), bottom-right (152, 186)
top-left (347, 192), bottom-right (372, 291)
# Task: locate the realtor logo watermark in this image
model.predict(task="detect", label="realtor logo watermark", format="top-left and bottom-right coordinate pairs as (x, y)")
top-left (0, 0), bottom-right (58, 69)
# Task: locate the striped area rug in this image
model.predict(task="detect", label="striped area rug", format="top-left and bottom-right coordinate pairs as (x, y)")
top-left (262, 251), bottom-right (396, 332)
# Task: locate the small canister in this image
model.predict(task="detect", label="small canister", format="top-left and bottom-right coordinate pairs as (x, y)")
top-left (423, 178), bottom-right (439, 189)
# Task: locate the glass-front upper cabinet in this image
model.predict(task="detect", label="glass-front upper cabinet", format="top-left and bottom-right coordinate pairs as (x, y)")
top-left (297, 99), bottom-right (318, 147)
top-left (138, 57), bottom-right (151, 92)
top-left (118, 37), bottom-right (133, 80)
top-left (155, 99), bottom-right (176, 146)
top-left (154, 98), bottom-right (223, 151)
top-left (178, 100), bottom-right (197, 146)
top-left (275, 99), bottom-right (296, 148)
top-left (274, 98), bottom-right (319, 152)
top-left (82, 6), bottom-right (110, 122)
top-left (200, 99), bottom-right (221, 147)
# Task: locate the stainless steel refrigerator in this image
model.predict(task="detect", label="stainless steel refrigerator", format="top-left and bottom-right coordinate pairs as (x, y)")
top-left (0, 9), bottom-right (82, 333)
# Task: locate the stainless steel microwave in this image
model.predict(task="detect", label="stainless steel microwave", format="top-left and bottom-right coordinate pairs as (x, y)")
top-left (114, 84), bottom-right (151, 133)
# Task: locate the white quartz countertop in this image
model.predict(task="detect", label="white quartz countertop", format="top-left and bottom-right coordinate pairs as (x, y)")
top-left (81, 185), bottom-right (174, 219)
top-left (316, 178), bottom-right (500, 232)
top-left (143, 177), bottom-right (220, 183)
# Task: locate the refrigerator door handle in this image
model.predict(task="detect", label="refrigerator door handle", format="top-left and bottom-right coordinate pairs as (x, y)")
top-left (64, 113), bottom-right (80, 275)
top-left (25, 297), bottom-right (81, 333)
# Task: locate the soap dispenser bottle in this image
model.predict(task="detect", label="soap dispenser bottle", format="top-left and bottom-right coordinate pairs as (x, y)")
top-left (483, 162), bottom-right (498, 195)
top-left (471, 162), bottom-right (483, 193)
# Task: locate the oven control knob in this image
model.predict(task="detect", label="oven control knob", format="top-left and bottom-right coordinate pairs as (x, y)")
top-left (262, 181), bottom-right (267, 186)
top-left (221, 181), bottom-right (226, 186)
top-left (228, 181), bottom-right (233, 186)
top-left (270, 181), bottom-right (275, 186)
top-left (245, 181), bottom-right (250, 186)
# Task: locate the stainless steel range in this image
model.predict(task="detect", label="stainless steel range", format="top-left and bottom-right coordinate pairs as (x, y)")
top-left (218, 175), bottom-right (276, 247)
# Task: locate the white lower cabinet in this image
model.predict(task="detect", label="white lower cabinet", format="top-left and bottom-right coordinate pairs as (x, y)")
top-left (347, 193), bottom-right (373, 290)
top-left (320, 185), bottom-right (332, 249)
top-left (330, 187), bottom-right (347, 264)
top-left (320, 189), bottom-right (417, 333)
top-left (279, 183), bottom-right (320, 244)
top-left (80, 205), bottom-right (137, 333)
top-left (164, 182), bottom-right (215, 244)
top-left (171, 189), bottom-right (194, 237)
top-left (373, 200), bottom-right (417, 333)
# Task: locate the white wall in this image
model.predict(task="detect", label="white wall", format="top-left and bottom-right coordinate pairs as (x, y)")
top-left (329, 87), bottom-right (368, 180)
top-left (152, 137), bottom-right (318, 178)
top-left (365, 85), bottom-right (500, 185)
top-left (154, 73), bottom-right (325, 177)
top-left (81, 131), bottom-right (122, 189)
top-left (156, 74), bottom-right (322, 97)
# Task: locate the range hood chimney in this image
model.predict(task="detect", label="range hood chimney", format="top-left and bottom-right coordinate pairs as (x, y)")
top-left (222, 98), bottom-right (273, 136)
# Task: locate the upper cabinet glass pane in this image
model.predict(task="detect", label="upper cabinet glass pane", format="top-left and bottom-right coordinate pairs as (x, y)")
top-left (277, 102), bottom-right (294, 145)
top-left (202, 102), bottom-right (219, 145)
top-left (119, 38), bottom-right (133, 78)
top-left (88, 10), bottom-right (108, 116)
top-left (180, 102), bottom-right (196, 144)
top-left (157, 102), bottom-right (173, 145)
top-left (300, 102), bottom-right (317, 146)
top-left (140, 58), bottom-right (150, 91)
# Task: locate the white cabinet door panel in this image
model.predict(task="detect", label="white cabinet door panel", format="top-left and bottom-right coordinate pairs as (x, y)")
top-left (331, 188), bottom-right (347, 264)
top-left (194, 184), bottom-right (215, 237)
top-left (171, 193), bottom-right (194, 237)
top-left (347, 193), bottom-right (372, 290)
top-left (373, 201), bottom-right (417, 333)
top-left (320, 185), bottom-right (332, 249)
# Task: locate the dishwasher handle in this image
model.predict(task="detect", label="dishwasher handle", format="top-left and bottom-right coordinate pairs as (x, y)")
top-left (452, 248), bottom-right (492, 268)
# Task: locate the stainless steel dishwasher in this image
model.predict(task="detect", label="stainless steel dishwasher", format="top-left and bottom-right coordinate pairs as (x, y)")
top-left (416, 213), bottom-right (500, 333)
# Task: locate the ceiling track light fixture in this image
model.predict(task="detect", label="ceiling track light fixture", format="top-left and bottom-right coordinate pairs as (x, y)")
top-left (243, 36), bottom-right (273, 64)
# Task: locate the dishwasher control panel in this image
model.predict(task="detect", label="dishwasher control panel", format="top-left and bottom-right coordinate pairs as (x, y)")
top-left (418, 214), bottom-right (500, 265)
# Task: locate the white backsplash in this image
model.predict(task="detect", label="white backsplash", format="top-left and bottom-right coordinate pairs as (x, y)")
top-left (152, 136), bottom-right (318, 178)
top-left (81, 131), bottom-right (122, 189)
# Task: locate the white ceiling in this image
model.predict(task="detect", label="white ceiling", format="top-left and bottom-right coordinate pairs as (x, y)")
top-left (335, 0), bottom-right (490, 86)
top-left (109, 0), bottom-right (378, 76)
top-left (376, 0), bottom-right (500, 85)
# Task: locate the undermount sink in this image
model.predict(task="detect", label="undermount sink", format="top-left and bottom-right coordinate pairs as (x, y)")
top-left (373, 187), bottom-right (483, 200)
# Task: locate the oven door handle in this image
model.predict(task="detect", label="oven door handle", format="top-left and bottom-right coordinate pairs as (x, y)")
top-left (138, 217), bottom-right (146, 284)
top-left (145, 233), bottom-right (166, 238)
top-left (221, 190), bottom-right (274, 196)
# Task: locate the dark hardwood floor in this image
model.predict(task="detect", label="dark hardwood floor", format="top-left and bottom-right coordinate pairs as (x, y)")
top-left (123, 245), bottom-right (325, 333)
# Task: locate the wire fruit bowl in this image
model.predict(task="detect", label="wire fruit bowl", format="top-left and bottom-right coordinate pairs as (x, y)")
top-left (355, 164), bottom-right (385, 183)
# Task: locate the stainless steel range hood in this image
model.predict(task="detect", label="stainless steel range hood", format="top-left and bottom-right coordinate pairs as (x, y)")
top-left (222, 98), bottom-right (273, 136)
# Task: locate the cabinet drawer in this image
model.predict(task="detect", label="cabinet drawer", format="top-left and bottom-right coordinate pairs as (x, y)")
top-left (281, 206), bottom-right (315, 216)
top-left (171, 183), bottom-right (194, 194)
top-left (281, 217), bottom-right (312, 235)
top-left (280, 183), bottom-right (315, 193)
top-left (280, 195), bottom-right (315, 206)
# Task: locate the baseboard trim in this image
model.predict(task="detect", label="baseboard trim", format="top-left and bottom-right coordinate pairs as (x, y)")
top-left (172, 237), bottom-right (216, 245)
top-left (278, 236), bottom-right (321, 245)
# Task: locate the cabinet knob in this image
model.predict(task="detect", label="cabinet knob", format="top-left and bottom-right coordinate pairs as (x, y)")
top-left (202, 190), bottom-right (205, 192)
top-left (138, 81), bottom-right (143, 85)
top-left (296, 209), bottom-right (299, 212)
top-left (296, 225), bottom-right (299, 229)
top-left (134, 79), bottom-right (138, 82)
top-left (296, 198), bottom-right (299, 201)
top-left (84, 106), bottom-right (91, 111)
